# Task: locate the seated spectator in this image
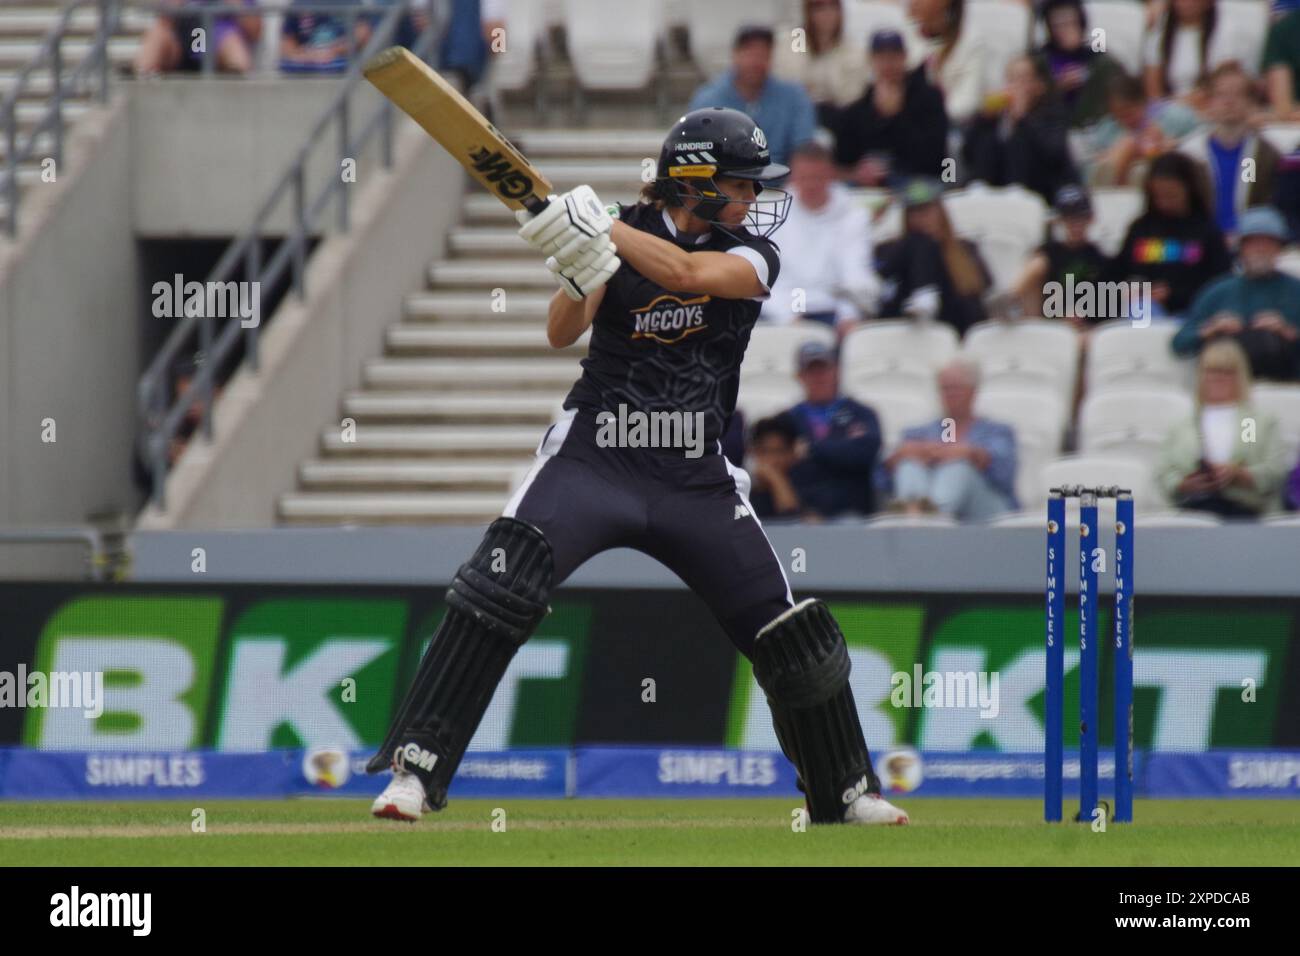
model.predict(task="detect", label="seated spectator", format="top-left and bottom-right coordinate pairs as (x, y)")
top-left (1173, 207), bottom-right (1300, 380)
top-left (1143, 0), bottom-right (1243, 109)
top-left (1035, 0), bottom-right (1128, 129)
top-left (1263, 6), bottom-right (1300, 121)
top-left (746, 415), bottom-right (804, 520)
top-left (1080, 74), bottom-right (1201, 187)
top-left (834, 30), bottom-right (948, 186)
top-left (134, 0), bottom-right (260, 76)
top-left (762, 140), bottom-right (880, 333)
top-left (1179, 64), bottom-right (1281, 239)
top-left (963, 55), bottom-right (1081, 203)
top-left (881, 358), bottom-right (1017, 519)
top-left (773, 0), bottom-right (871, 129)
top-left (281, 0), bottom-right (374, 74)
top-left (688, 26), bottom-right (817, 167)
top-left (908, 0), bottom-right (987, 125)
top-left (876, 178), bottom-right (992, 334)
top-left (777, 342), bottom-right (884, 519)
top-left (1108, 151), bottom-right (1232, 317)
top-left (1012, 184), bottom-right (1109, 326)
top-left (1155, 338), bottom-right (1289, 516)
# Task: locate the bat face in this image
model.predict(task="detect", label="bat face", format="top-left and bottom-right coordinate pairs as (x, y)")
top-left (363, 47), bottom-right (553, 213)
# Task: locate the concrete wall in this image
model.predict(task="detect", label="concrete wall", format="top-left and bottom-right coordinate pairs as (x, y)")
top-left (136, 120), bottom-right (463, 529)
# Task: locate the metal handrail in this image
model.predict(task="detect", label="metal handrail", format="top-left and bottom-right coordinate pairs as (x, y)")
top-left (136, 2), bottom-right (446, 508)
top-left (2, 0), bottom-right (117, 238)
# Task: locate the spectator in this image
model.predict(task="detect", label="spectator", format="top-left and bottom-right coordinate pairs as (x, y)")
top-left (1264, 7), bottom-right (1300, 121)
top-left (1108, 151), bottom-right (1232, 316)
top-left (134, 0), bottom-right (260, 76)
top-left (881, 358), bottom-right (1017, 519)
top-left (835, 30), bottom-right (949, 185)
top-left (1179, 63), bottom-right (1281, 238)
top-left (688, 26), bottom-right (817, 167)
top-left (1286, 452), bottom-right (1300, 509)
top-left (777, 342), bottom-right (884, 519)
top-left (280, 0), bottom-right (374, 74)
top-left (773, 0), bottom-right (871, 128)
top-left (1173, 206), bottom-right (1300, 380)
top-left (1143, 0), bottom-right (1243, 108)
top-left (1035, 0), bottom-right (1128, 129)
top-left (908, 0), bottom-right (987, 125)
top-left (1155, 338), bottom-right (1289, 515)
top-left (876, 178), bottom-right (993, 334)
top-left (763, 140), bottom-right (880, 333)
top-left (1012, 184), bottom-right (1110, 326)
top-left (963, 55), bottom-right (1080, 203)
top-left (1080, 73), bottom-right (1201, 187)
top-left (746, 415), bottom-right (804, 519)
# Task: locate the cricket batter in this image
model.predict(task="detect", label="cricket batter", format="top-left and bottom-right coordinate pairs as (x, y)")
top-left (369, 107), bottom-right (909, 826)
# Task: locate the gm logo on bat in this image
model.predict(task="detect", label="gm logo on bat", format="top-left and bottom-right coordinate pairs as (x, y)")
top-left (469, 145), bottom-right (534, 201)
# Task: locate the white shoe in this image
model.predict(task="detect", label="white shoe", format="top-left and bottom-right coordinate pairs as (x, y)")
top-left (370, 770), bottom-right (432, 822)
top-left (843, 792), bottom-right (910, 825)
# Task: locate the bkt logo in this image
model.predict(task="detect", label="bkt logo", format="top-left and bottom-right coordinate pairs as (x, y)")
top-left (398, 743), bottom-right (438, 772)
top-left (841, 774), bottom-right (872, 804)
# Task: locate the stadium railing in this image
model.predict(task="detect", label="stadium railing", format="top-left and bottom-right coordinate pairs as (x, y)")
top-left (134, 1), bottom-right (447, 509)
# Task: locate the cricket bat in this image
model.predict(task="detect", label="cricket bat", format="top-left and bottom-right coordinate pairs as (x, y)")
top-left (363, 46), bottom-right (552, 215)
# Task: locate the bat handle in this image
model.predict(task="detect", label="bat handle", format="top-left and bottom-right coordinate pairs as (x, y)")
top-left (523, 196), bottom-right (550, 215)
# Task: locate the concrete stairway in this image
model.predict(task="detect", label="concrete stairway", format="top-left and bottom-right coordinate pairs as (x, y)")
top-left (278, 128), bottom-right (666, 525)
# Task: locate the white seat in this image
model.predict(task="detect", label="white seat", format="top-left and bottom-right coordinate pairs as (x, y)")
top-left (1078, 387), bottom-right (1195, 466)
top-left (1259, 124), bottom-right (1300, 156)
top-left (1217, 0), bottom-right (1270, 80)
top-left (1036, 454), bottom-right (1162, 514)
top-left (975, 384), bottom-right (1068, 450)
top-left (686, 0), bottom-right (787, 78)
top-left (1139, 511), bottom-right (1224, 527)
top-left (840, 319), bottom-right (960, 393)
top-left (967, 0), bottom-right (1033, 91)
top-left (842, 0), bottom-right (928, 70)
top-left (1252, 383), bottom-right (1300, 463)
top-left (1085, 319), bottom-right (1188, 391)
top-left (946, 185), bottom-right (1049, 250)
top-left (1086, 187), bottom-right (1143, 257)
top-left (1083, 1), bottom-right (1146, 76)
top-left (1263, 513), bottom-right (1300, 526)
top-left (735, 381), bottom-right (803, 422)
top-left (986, 509), bottom-right (1049, 527)
top-left (1277, 250), bottom-right (1300, 281)
top-left (864, 513), bottom-right (959, 528)
top-left (743, 321), bottom-right (837, 388)
top-left (845, 384), bottom-right (939, 444)
top-left (979, 232), bottom-right (1036, 294)
top-left (563, 0), bottom-right (665, 90)
top-left (962, 319), bottom-right (1081, 403)
top-left (491, 0), bottom-right (544, 92)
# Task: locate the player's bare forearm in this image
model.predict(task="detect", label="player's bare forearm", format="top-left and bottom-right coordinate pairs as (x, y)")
top-left (610, 221), bottom-right (764, 299)
top-left (546, 284), bottom-right (603, 348)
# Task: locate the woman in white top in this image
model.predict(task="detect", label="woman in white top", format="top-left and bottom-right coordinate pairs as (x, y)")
top-left (773, 0), bottom-right (872, 126)
top-left (907, 0), bottom-right (987, 124)
top-left (1156, 338), bottom-right (1288, 515)
top-left (1143, 0), bottom-right (1243, 108)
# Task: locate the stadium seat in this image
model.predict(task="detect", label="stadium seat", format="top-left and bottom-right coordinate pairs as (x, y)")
top-left (1263, 513), bottom-right (1300, 526)
top-left (1036, 454), bottom-right (1161, 513)
top-left (1276, 250), bottom-right (1300, 281)
top-left (492, 0), bottom-right (545, 92)
top-left (974, 384), bottom-right (1069, 451)
top-left (844, 384), bottom-right (939, 444)
top-left (742, 321), bottom-right (837, 388)
top-left (1077, 387), bottom-right (1195, 466)
top-left (842, 0), bottom-right (928, 69)
top-left (962, 319), bottom-right (1080, 404)
top-left (1139, 511), bottom-right (1224, 527)
top-left (1252, 383), bottom-right (1300, 463)
top-left (563, 0), bottom-right (666, 91)
top-left (1086, 187), bottom-right (1143, 257)
top-left (735, 380), bottom-right (803, 422)
top-left (686, 0), bottom-right (788, 78)
top-left (1085, 320), bottom-right (1189, 392)
top-left (979, 232), bottom-right (1037, 293)
top-left (1259, 123), bottom-right (1300, 155)
top-left (966, 0), bottom-right (1033, 91)
top-left (840, 319), bottom-right (960, 393)
top-left (1217, 0), bottom-right (1271, 78)
top-left (864, 513), bottom-right (959, 528)
top-left (946, 185), bottom-right (1048, 250)
top-left (1083, 1), bottom-right (1146, 76)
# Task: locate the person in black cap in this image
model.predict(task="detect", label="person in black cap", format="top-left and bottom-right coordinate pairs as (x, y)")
top-left (833, 29), bottom-right (949, 186)
top-left (1011, 184), bottom-right (1110, 326)
top-left (775, 341), bottom-right (884, 519)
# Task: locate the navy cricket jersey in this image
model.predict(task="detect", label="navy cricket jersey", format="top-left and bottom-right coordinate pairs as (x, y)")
top-left (562, 202), bottom-right (781, 448)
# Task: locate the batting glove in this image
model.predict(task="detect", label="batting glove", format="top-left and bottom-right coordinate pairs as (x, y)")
top-left (515, 185), bottom-right (615, 261)
top-left (546, 241), bottom-right (620, 300)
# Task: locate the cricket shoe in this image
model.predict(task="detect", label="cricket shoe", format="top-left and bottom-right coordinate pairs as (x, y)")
top-left (371, 770), bottom-right (432, 822)
top-left (843, 793), bottom-right (910, 825)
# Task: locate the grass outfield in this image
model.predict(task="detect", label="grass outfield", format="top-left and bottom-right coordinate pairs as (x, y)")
top-left (0, 798), bottom-right (1296, 866)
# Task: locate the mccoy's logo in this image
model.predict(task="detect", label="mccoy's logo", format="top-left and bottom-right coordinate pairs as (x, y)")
top-left (468, 145), bottom-right (534, 200)
top-left (631, 294), bottom-right (710, 344)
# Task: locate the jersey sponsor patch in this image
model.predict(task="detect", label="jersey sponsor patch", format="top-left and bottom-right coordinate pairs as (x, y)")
top-left (630, 294), bottom-right (712, 343)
